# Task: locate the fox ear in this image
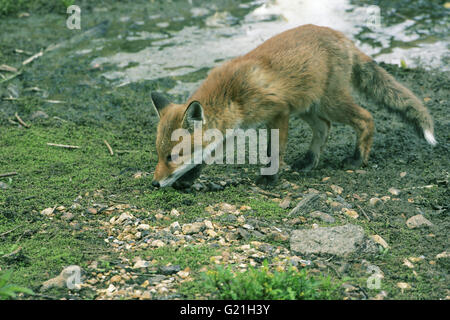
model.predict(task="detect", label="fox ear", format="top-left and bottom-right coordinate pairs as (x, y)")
top-left (150, 92), bottom-right (170, 118)
top-left (182, 101), bottom-right (205, 129)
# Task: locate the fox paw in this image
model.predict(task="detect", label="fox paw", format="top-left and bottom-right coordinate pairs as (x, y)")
top-left (256, 174), bottom-right (278, 187)
top-left (342, 155), bottom-right (363, 169)
top-left (293, 151), bottom-right (318, 172)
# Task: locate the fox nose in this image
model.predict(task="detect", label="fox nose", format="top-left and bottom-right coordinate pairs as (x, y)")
top-left (152, 180), bottom-right (160, 188)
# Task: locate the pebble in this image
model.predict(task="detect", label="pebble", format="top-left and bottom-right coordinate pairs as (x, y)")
top-left (342, 208), bottom-right (359, 219)
top-left (330, 185), bottom-right (343, 194)
top-left (388, 188), bottom-right (401, 196)
top-left (61, 212), bottom-right (74, 221)
top-left (406, 214), bottom-right (433, 229)
top-left (170, 221), bottom-right (181, 232)
top-left (204, 220), bottom-right (214, 230)
top-left (182, 222), bottom-right (205, 235)
top-left (309, 211), bottom-right (335, 223)
top-left (371, 235), bottom-right (389, 249)
top-left (151, 240), bottom-right (165, 248)
top-left (137, 224), bottom-right (150, 231)
top-left (87, 208), bottom-right (98, 214)
top-left (159, 265), bottom-right (181, 275)
top-left (279, 197), bottom-right (291, 209)
top-left (369, 197), bottom-right (383, 207)
top-left (41, 207), bottom-right (55, 216)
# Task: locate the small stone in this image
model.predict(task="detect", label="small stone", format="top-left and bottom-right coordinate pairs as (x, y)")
top-left (396, 282), bottom-right (411, 292)
top-left (61, 212), bottom-right (74, 221)
top-left (371, 235), bottom-right (389, 249)
top-left (177, 270), bottom-right (190, 279)
top-left (400, 172), bottom-right (407, 178)
top-left (170, 209), bottom-right (180, 217)
top-left (182, 222), bottom-right (205, 235)
top-left (330, 185), bottom-right (343, 195)
top-left (155, 213), bottom-right (164, 220)
top-left (309, 211), bottom-right (335, 223)
top-left (116, 212), bottom-right (133, 224)
top-left (133, 258), bottom-right (150, 269)
top-left (243, 224), bottom-right (254, 230)
top-left (137, 224), bottom-right (150, 231)
top-left (436, 251), bottom-right (449, 259)
top-left (0, 182), bottom-right (8, 189)
top-left (205, 229), bottom-right (218, 238)
top-left (403, 258), bottom-right (414, 269)
top-left (170, 221), bottom-right (181, 232)
top-left (279, 197), bottom-right (291, 209)
top-left (369, 197), bottom-right (383, 207)
top-left (110, 275), bottom-right (121, 283)
top-left (41, 207), bottom-right (55, 216)
top-left (151, 240), bottom-right (165, 248)
top-left (219, 202), bottom-right (237, 213)
top-left (342, 208), bottom-right (359, 219)
top-left (406, 214), bottom-right (433, 229)
top-left (87, 208), bottom-right (97, 214)
top-left (388, 188), bottom-right (401, 196)
top-left (204, 220), bottom-right (214, 230)
top-left (159, 265), bottom-right (181, 275)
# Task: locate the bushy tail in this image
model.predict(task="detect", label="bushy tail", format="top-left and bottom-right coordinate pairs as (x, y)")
top-left (352, 57), bottom-right (436, 146)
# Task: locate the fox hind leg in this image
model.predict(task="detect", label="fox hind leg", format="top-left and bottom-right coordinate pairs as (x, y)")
top-left (325, 93), bottom-right (374, 168)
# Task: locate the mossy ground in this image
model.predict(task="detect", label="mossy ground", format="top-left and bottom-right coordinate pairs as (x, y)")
top-left (0, 0), bottom-right (449, 300)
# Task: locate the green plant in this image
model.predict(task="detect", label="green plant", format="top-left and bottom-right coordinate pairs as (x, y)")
top-left (203, 261), bottom-right (341, 300)
top-left (0, 270), bottom-right (34, 300)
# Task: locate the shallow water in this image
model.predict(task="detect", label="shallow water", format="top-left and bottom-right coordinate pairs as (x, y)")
top-left (87, 0), bottom-right (449, 96)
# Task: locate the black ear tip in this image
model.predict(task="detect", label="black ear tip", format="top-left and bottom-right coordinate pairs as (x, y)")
top-left (151, 92), bottom-right (170, 111)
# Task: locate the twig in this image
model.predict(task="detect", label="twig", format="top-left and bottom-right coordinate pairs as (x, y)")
top-left (356, 204), bottom-right (371, 221)
top-left (116, 150), bottom-right (139, 154)
top-left (22, 51), bottom-right (43, 65)
top-left (15, 112), bottom-right (30, 128)
top-left (14, 48), bottom-right (33, 55)
top-left (43, 99), bottom-right (66, 104)
top-left (0, 225), bottom-right (22, 238)
top-left (47, 143), bottom-right (80, 149)
top-left (1, 246), bottom-right (22, 259)
top-left (0, 70), bottom-right (22, 84)
top-left (8, 119), bottom-right (19, 125)
top-left (53, 116), bottom-right (67, 122)
top-left (103, 140), bottom-right (114, 156)
top-left (0, 172), bottom-right (17, 178)
top-left (0, 64), bottom-right (18, 73)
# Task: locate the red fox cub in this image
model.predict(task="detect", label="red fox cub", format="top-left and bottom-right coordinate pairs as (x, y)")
top-left (150, 24), bottom-right (436, 188)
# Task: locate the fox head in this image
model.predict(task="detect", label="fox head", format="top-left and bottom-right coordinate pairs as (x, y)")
top-left (150, 92), bottom-right (207, 189)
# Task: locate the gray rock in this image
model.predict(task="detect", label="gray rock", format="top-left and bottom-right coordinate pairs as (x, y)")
top-left (289, 193), bottom-right (320, 216)
top-left (290, 224), bottom-right (366, 257)
top-left (0, 182), bottom-right (8, 189)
